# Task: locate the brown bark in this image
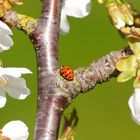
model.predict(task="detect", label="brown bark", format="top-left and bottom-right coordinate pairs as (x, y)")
top-left (57, 47), bottom-right (133, 98)
top-left (3, 10), bottom-right (37, 34)
top-left (30, 0), bottom-right (64, 140)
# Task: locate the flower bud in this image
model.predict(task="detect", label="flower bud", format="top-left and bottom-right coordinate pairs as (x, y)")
top-left (107, 1), bottom-right (134, 29)
top-left (120, 3), bottom-right (134, 26)
top-left (107, 2), bottom-right (125, 29)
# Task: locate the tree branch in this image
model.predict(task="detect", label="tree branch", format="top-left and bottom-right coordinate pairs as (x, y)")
top-left (30, 0), bottom-right (64, 140)
top-left (57, 47), bottom-right (133, 98)
top-left (3, 10), bottom-right (37, 34)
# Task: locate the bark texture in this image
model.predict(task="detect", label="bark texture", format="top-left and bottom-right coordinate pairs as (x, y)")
top-left (30, 0), bottom-right (65, 140)
top-left (3, 10), bottom-right (37, 34)
top-left (57, 47), bottom-right (133, 98)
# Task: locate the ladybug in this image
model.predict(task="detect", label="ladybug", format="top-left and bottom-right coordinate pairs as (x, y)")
top-left (60, 66), bottom-right (74, 81)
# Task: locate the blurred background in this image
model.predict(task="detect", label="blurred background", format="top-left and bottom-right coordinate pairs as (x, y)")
top-left (0, 0), bottom-right (140, 139)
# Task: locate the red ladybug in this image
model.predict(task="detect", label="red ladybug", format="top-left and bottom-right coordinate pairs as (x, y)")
top-left (60, 66), bottom-right (74, 81)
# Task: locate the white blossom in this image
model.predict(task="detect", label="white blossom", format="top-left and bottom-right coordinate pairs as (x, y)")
top-left (1, 120), bottom-right (29, 140)
top-left (0, 21), bottom-right (13, 52)
top-left (60, 0), bottom-right (92, 34)
top-left (0, 67), bottom-right (32, 108)
top-left (115, 17), bottom-right (125, 29)
top-left (128, 88), bottom-right (140, 125)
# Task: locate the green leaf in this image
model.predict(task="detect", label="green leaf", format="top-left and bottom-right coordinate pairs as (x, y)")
top-left (116, 55), bottom-right (137, 71)
top-left (117, 70), bottom-right (136, 82)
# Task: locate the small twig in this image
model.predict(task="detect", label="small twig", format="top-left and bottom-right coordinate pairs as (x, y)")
top-left (3, 10), bottom-right (37, 34)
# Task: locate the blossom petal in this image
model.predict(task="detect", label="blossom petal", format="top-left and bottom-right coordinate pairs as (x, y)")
top-left (0, 67), bottom-right (32, 77)
top-left (117, 69), bottom-right (136, 83)
top-left (116, 55), bottom-right (137, 72)
top-left (5, 76), bottom-right (30, 100)
top-left (115, 17), bottom-right (125, 29)
top-left (60, 10), bottom-right (70, 34)
top-left (128, 41), bottom-right (140, 59)
top-left (0, 21), bottom-right (13, 35)
top-left (128, 88), bottom-right (140, 125)
top-left (0, 35), bottom-right (13, 48)
top-left (0, 88), bottom-right (6, 108)
top-left (0, 21), bottom-right (13, 51)
top-left (2, 120), bottom-right (29, 140)
top-left (0, 44), bottom-right (11, 52)
top-left (63, 0), bottom-right (91, 18)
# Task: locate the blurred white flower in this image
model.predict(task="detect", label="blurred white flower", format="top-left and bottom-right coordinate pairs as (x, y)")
top-left (60, 0), bottom-right (92, 34)
top-left (0, 67), bottom-right (32, 108)
top-left (0, 21), bottom-right (13, 52)
top-left (115, 17), bottom-right (125, 29)
top-left (128, 88), bottom-right (140, 125)
top-left (1, 120), bottom-right (29, 140)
